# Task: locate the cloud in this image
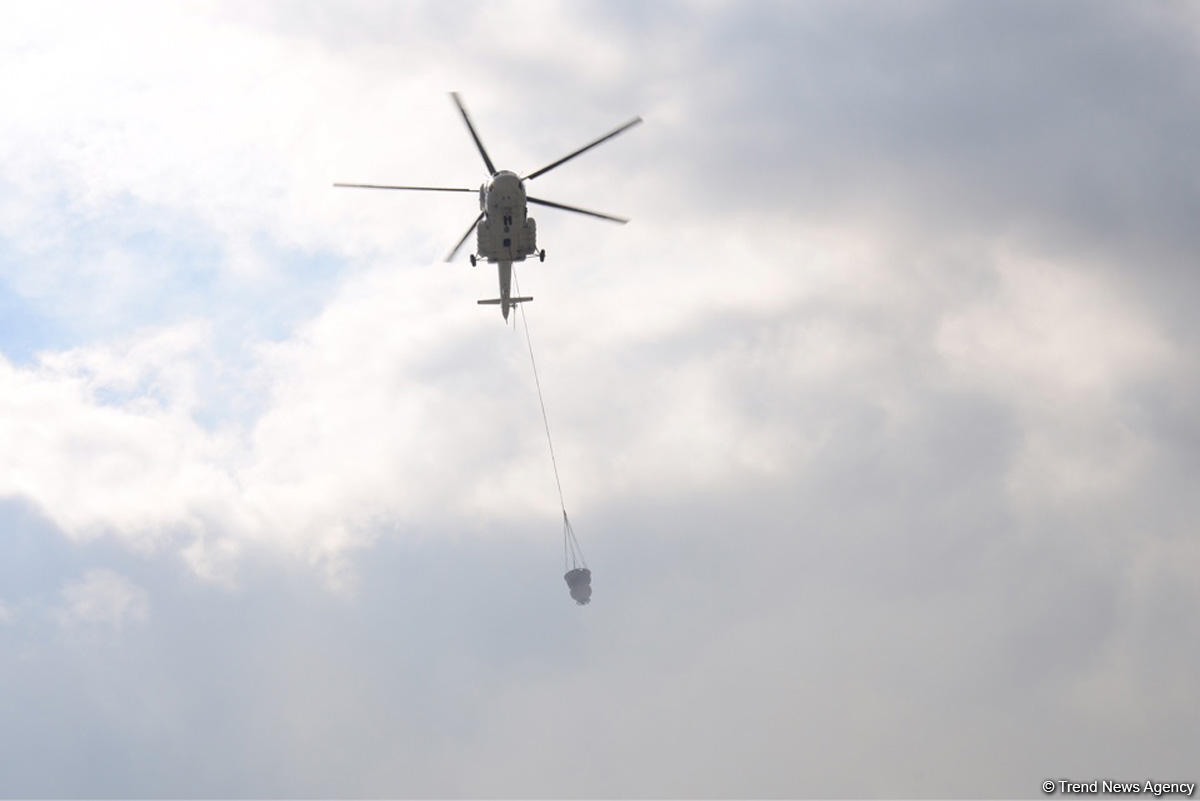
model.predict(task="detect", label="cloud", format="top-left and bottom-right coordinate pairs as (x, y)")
top-left (0, 328), bottom-right (241, 556)
top-left (1, 2), bottom-right (1199, 796)
top-left (55, 568), bottom-right (149, 630)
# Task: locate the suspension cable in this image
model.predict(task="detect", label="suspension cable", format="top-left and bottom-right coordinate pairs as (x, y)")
top-left (563, 508), bottom-right (586, 569)
top-left (514, 270), bottom-right (586, 570)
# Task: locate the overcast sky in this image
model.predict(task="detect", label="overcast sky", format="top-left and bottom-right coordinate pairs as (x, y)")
top-left (1, 1), bottom-right (1198, 797)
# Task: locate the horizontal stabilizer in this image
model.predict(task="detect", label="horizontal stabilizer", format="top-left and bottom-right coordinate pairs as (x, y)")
top-left (477, 297), bottom-right (533, 305)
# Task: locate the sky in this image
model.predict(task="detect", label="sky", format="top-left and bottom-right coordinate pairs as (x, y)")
top-left (1, 1), bottom-right (1198, 797)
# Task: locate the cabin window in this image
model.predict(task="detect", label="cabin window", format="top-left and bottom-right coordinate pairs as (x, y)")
top-left (503, 238), bottom-right (511, 248)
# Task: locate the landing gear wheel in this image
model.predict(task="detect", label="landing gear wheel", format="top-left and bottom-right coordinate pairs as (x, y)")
top-left (469, 254), bottom-right (476, 267)
top-left (538, 249), bottom-right (546, 263)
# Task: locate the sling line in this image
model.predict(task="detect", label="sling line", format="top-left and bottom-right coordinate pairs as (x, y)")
top-left (514, 270), bottom-right (587, 571)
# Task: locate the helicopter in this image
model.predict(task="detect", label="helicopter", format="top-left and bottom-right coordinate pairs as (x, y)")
top-left (335, 93), bottom-right (642, 321)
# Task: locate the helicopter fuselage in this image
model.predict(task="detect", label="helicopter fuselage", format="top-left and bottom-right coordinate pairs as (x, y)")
top-left (471, 170), bottom-right (540, 322)
top-left (475, 171), bottom-right (537, 264)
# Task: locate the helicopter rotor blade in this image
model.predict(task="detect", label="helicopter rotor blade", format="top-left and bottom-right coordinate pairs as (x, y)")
top-left (527, 196), bottom-right (628, 224)
top-left (523, 116), bottom-right (643, 181)
top-left (451, 92), bottom-right (498, 177)
top-left (446, 211), bottom-right (486, 262)
top-left (333, 183), bottom-right (474, 192)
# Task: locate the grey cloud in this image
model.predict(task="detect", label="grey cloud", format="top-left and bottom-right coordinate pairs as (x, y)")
top-left (607, 3), bottom-right (1200, 323)
top-left (2, 444), bottom-right (1195, 797)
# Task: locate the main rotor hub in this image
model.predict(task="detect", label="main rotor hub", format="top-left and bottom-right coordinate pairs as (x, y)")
top-left (485, 171), bottom-right (525, 210)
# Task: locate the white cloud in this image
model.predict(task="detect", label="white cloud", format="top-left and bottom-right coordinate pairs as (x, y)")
top-left (937, 252), bottom-right (1173, 404)
top-left (0, 327), bottom-right (241, 553)
top-left (1, 215), bottom-right (1186, 600)
top-left (55, 568), bottom-right (149, 630)
top-left (0, 206), bottom-right (919, 583)
top-left (936, 251), bottom-right (1178, 517)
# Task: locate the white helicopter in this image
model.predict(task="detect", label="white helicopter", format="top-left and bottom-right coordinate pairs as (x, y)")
top-left (335, 93), bottom-right (642, 321)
